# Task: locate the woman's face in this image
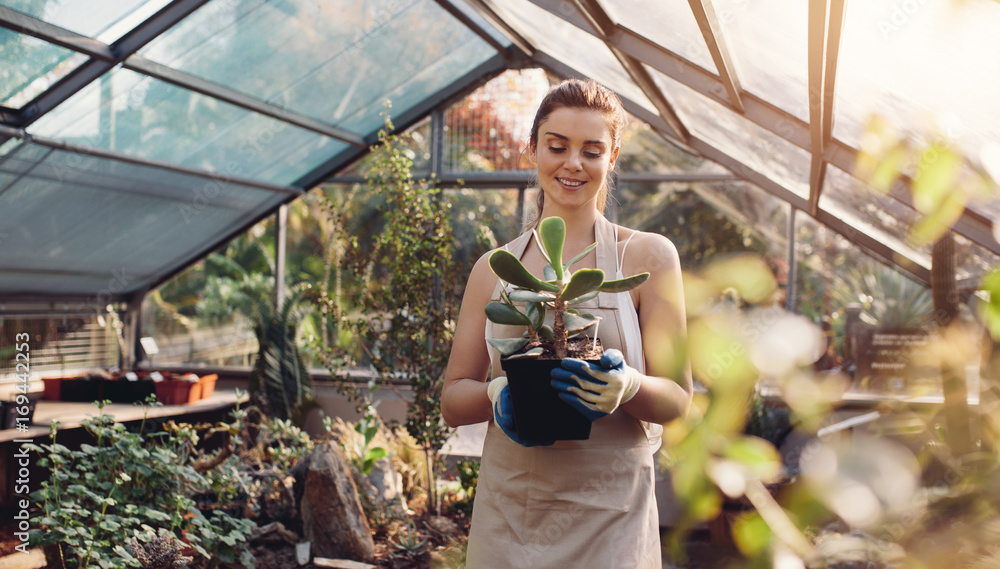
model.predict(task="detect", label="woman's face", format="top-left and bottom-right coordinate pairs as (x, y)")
top-left (530, 107), bottom-right (619, 213)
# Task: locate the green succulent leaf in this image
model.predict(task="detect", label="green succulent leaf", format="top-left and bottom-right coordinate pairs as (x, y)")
top-left (543, 264), bottom-right (558, 282)
top-left (526, 301), bottom-right (546, 330)
top-left (563, 242), bottom-right (597, 270)
top-left (539, 217), bottom-right (566, 282)
top-left (563, 312), bottom-right (598, 334)
top-left (487, 337), bottom-right (530, 356)
top-left (599, 272), bottom-right (650, 292)
top-left (569, 290), bottom-right (599, 304)
top-left (537, 325), bottom-right (555, 342)
top-left (509, 289), bottom-right (556, 303)
top-left (506, 347), bottom-right (545, 360)
top-left (490, 250), bottom-right (560, 292)
top-left (560, 268), bottom-right (605, 302)
top-left (485, 301), bottom-right (530, 325)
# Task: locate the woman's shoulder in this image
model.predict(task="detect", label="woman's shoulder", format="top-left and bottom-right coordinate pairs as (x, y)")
top-left (618, 226), bottom-right (679, 257)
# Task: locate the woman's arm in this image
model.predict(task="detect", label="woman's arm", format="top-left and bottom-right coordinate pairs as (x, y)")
top-left (441, 252), bottom-right (498, 427)
top-left (619, 232), bottom-right (694, 424)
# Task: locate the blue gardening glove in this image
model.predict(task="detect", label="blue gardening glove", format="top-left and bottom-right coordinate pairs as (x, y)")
top-left (550, 349), bottom-right (642, 422)
top-left (488, 377), bottom-right (554, 447)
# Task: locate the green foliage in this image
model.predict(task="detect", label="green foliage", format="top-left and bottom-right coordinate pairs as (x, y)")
top-left (313, 106), bottom-right (460, 514)
top-left (247, 284), bottom-right (317, 426)
top-left (189, 395), bottom-right (313, 526)
top-left (390, 518), bottom-right (428, 553)
top-left (260, 416), bottom-right (315, 473)
top-left (485, 216), bottom-right (649, 358)
top-left (445, 458), bottom-right (480, 517)
top-left (745, 386), bottom-right (792, 449)
top-left (829, 263), bottom-right (933, 329)
top-left (28, 402), bottom-right (254, 569)
top-left (335, 393), bottom-right (388, 476)
top-left (980, 268), bottom-right (1000, 340)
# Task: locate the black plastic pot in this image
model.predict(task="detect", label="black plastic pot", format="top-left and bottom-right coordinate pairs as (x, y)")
top-left (501, 357), bottom-right (592, 443)
top-left (60, 377), bottom-right (102, 402)
top-left (103, 378), bottom-right (156, 403)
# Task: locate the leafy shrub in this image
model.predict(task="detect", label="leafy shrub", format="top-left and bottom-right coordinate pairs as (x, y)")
top-left (28, 401), bottom-right (254, 569)
top-left (444, 459), bottom-right (479, 517)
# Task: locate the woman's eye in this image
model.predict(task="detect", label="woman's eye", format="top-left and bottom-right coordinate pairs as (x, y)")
top-left (584, 152), bottom-right (601, 159)
top-left (548, 146), bottom-right (565, 153)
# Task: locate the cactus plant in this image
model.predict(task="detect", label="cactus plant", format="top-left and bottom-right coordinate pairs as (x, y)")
top-left (485, 216), bottom-right (650, 360)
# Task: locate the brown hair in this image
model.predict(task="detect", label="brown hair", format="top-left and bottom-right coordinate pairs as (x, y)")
top-left (526, 78), bottom-right (627, 226)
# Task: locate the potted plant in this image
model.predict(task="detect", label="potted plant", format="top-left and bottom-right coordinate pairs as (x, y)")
top-left (154, 373), bottom-right (201, 405)
top-left (485, 216), bottom-right (649, 442)
top-left (102, 371), bottom-right (157, 404)
top-left (60, 371), bottom-right (106, 402)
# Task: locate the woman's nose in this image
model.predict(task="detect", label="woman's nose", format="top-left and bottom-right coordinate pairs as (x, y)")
top-left (566, 151), bottom-right (582, 171)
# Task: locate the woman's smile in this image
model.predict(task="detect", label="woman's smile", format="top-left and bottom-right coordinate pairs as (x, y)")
top-left (557, 177), bottom-right (585, 188)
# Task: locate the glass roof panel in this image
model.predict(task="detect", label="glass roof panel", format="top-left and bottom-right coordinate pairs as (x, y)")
top-left (954, 232), bottom-right (998, 282)
top-left (834, 1), bottom-right (1000, 166)
top-left (818, 207), bottom-right (929, 274)
top-left (0, 28), bottom-right (86, 109)
top-left (1, 142), bottom-right (269, 210)
top-left (712, 0), bottom-right (809, 122)
top-left (821, 165), bottom-right (997, 281)
top-left (819, 164), bottom-right (921, 252)
top-left (139, 0), bottom-right (497, 135)
top-left (487, 0), bottom-right (656, 114)
top-left (0, 140), bottom-right (285, 296)
top-left (28, 68), bottom-right (346, 186)
top-left (450, 0), bottom-right (513, 48)
top-left (0, 0), bottom-right (172, 42)
top-left (618, 118), bottom-right (730, 176)
top-left (648, 65), bottom-right (811, 198)
top-left (618, 179), bottom-right (788, 268)
top-left (601, 0), bottom-right (717, 74)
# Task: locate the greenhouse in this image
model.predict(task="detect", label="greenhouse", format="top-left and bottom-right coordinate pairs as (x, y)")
top-left (1, 0), bottom-right (999, 567)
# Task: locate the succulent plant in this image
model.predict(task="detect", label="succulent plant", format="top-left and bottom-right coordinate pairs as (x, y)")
top-left (485, 216), bottom-right (650, 359)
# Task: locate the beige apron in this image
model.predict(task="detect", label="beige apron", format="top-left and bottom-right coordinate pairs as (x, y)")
top-left (466, 215), bottom-right (662, 569)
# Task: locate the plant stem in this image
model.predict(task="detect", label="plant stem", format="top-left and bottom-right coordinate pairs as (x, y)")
top-left (424, 447), bottom-right (437, 515)
top-left (553, 298), bottom-right (568, 359)
top-left (79, 484), bottom-right (117, 569)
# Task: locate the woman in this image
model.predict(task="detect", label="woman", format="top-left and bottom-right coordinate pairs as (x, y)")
top-left (441, 78), bottom-right (693, 568)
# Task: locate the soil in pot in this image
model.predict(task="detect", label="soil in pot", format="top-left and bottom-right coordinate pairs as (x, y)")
top-left (500, 337), bottom-right (603, 444)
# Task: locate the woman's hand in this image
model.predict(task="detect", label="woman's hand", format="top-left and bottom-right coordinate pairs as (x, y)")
top-left (550, 349), bottom-right (641, 422)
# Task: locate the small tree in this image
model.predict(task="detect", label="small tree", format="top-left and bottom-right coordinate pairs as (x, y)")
top-left (316, 106), bottom-right (458, 514)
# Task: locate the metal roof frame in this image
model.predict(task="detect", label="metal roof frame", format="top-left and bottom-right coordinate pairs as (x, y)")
top-left (0, 0), bottom-right (996, 303)
top-left (4, 0), bottom-right (212, 130)
top-left (511, 0), bottom-right (999, 260)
